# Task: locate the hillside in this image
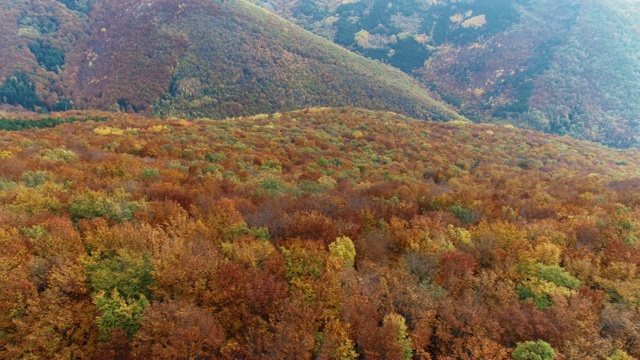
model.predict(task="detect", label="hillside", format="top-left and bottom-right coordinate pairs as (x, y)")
top-left (1, 108), bottom-right (639, 358)
top-left (0, 0), bottom-right (460, 121)
top-left (252, 0), bottom-right (640, 147)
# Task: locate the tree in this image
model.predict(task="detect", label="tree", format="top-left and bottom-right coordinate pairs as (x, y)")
top-left (0, 73), bottom-right (42, 110)
top-left (512, 340), bottom-right (555, 360)
top-left (93, 289), bottom-right (148, 341)
top-left (382, 313), bottom-right (414, 360)
top-left (329, 236), bottom-right (356, 268)
top-left (132, 301), bottom-right (225, 359)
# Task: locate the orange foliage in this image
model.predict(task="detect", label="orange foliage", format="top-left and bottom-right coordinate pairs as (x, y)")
top-left (0, 108), bottom-right (639, 358)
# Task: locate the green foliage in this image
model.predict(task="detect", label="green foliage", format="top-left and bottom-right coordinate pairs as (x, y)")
top-left (21, 171), bottom-right (52, 188)
top-left (516, 283), bottom-right (553, 310)
top-left (0, 178), bottom-right (16, 191)
top-left (93, 289), bottom-right (148, 340)
top-left (87, 249), bottom-right (155, 300)
top-left (205, 152), bottom-right (227, 162)
top-left (28, 41), bottom-right (65, 73)
top-left (142, 168), bottom-right (160, 179)
top-left (56, 0), bottom-right (91, 13)
top-left (258, 176), bottom-right (287, 198)
top-left (0, 73), bottom-right (42, 111)
top-left (492, 39), bottom-right (562, 119)
top-left (0, 116), bottom-right (105, 131)
top-left (258, 0), bottom-right (640, 147)
top-left (535, 264), bottom-right (580, 290)
top-left (518, 264), bottom-right (580, 309)
top-left (21, 224), bottom-right (49, 239)
top-left (449, 203), bottom-right (479, 225)
top-left (428, 0), bottom-right (521, 46)
top-left (70, 190), bottom-right (141, 223)
top-left (51, 98), bottom-right (74, 112)
top-left (282, 246), bottom-right (325, 282)
top-left (388, 36), bottom-right (431, 72)
top-left (17, 13), bottom-right (59, 35)
top-left (40, 148), bottom-right (77, 162)
top-left (512, 340), bottom-right (555, 360)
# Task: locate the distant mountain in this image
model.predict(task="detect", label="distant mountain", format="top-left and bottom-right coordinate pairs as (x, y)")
top-left (252, 0), bottom-right (640, 147)
top-left (0, 0), bottom-right (461, 122)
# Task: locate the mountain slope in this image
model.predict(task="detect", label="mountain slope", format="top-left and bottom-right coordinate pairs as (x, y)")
top-left (0, 0), bottom-right (461, 121)
top-left (1, 108), bottom-right (639, 358)
top-left (252, 0), bottom-right (640, 147)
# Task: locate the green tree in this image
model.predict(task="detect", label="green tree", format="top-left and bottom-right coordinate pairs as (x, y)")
top-left (512, 340), bottom-right (555, 360)
top-left (93, 289), bottom-right (148, 340)
top-left (0, 73), bottom-right (42, 110)
top-left (87, 249), bottom-right (154, 299)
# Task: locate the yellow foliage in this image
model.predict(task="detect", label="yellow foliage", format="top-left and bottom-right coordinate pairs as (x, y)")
top-left (317, 175), bottom-right (338, 189)
top-left (382, 313), bottom-right (413, 360)
top-left (607, 349), bottom-right (634, 360)
top-left (351, 130), bottom-right (364, 139)
top-left (414, 33), bottom-right (430, 44)
top-left (149, 125), bottom-right (171, 132)
top-left (354, 30), bottom-right (371, 48)
top-left (93, 126), bottom-right (124, 136)
top-left (321, 319), bottom-right (358, 360)
top-left (40, 148), bottom-right (77, 162)
top-left (0, 150), bottom-right (12, 158)
top-left (447, 224), bottom-right (472, 246)
top-left (596, 277), bottom-right (640, 304)
top-left (448, 119), bottom-right (472, 125)
top-left (329, 236), bottom-right (356, 267)
top-left (473, 88), bottom-right (485, 97)
top-left (601, 261), bottom-right (637, 281)
top-left (531, 241), bottom-right (562, 266)
top-left (11, 184), bottom-right (64, 215)
top-left (290, 277), bottom-right (317, 302)
top-left (222, 238), bottom-right (276, 269)
top-left (250, 113), bottom-right (269, 120)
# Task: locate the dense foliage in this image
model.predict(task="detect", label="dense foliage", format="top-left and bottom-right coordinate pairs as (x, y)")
top-left (252, 0), bottom-right (640, 147)
top-left (1, 107), bottom-right (639, 359)
top-left (0, 0), bottom-right (460, 122)
top-left (0, 115), bottom-right (106, 131)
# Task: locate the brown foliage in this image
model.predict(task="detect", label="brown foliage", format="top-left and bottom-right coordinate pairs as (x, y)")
top-left (132, 301), bottom-right (225, 359)
top-left (0, 108), bottom-right (639, 358)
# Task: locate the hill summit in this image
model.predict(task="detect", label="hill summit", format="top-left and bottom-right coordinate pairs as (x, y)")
top-left (0, 0), bottom-right (461, 121)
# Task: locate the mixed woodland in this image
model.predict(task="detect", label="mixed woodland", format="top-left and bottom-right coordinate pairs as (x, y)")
top-left (0, 0), bottom-right (459, 123)
top-left (1, 0), bottom-right (640, 358)
top-left (251, 0), bottom-right (640, 147)
top-left (0, 108), bottom-right (639, 359)
top-left (3, 0), bottom-right (640, 147)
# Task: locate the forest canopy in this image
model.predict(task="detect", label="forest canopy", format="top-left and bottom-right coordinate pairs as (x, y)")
top-left (0, 108), bottom-right (639, 358)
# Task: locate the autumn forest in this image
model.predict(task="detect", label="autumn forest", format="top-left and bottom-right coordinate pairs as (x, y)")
top-left (1, 0), bottom-right (640, 359)
top-left (0, 108), bottom-right (639, 359)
